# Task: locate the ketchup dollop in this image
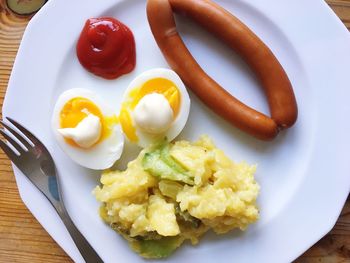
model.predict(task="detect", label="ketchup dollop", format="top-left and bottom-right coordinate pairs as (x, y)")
top-left (76, 17), bottom-right (136, 79)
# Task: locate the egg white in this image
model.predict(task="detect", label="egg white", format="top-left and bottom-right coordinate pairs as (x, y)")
top-left (52, 88), bottom-right (124, 170)
top-left (122, 68), bottom-right (190, 147)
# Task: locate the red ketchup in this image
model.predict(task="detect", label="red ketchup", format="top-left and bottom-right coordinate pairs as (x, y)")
top-left (76, 17), bottom-right (136, 79)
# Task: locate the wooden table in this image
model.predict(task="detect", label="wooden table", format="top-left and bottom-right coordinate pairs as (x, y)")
top-left (0, 1), bottom-right (349, 262)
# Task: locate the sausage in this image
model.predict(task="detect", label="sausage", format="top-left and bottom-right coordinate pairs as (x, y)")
top-left (146, 0), bottom-right (298, 140)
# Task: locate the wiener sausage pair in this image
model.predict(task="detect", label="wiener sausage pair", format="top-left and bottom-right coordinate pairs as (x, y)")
top-left (147, 0), bottom-right (297, 140)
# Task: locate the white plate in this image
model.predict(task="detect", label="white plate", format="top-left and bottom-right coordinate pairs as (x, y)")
top-left (3, 0), bottom-right (350, 262)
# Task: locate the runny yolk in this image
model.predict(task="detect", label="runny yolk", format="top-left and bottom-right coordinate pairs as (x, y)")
top-left (60, 97), bottom-right (117, 147)
top-left (130, 78), bottom-right (180, 116)
top-left (119, 107), bottom-right (138, 142)
top-left (119, 78), bottom-right (181, 142)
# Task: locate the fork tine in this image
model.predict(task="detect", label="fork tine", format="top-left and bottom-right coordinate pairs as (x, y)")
top-left (5, 117), bottom-right (39, 146)
top-left (0, 139), bottom-right (19, 163)
top-left (0, 129), bottom-right (25, 154)
top-left (0, 120), bottom-right (32, 149)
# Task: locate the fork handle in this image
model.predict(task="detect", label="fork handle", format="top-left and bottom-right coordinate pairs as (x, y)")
top-left (55, 203), bottom-right (104, 263)
top-left (29, 175), bottom-right (103, 263)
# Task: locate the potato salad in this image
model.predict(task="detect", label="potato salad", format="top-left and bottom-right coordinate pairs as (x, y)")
top-left (93, 135), bottom-right (259, 258)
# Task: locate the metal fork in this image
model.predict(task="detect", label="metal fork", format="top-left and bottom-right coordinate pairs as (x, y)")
top-left (0, 117), bottom-right (103, 263)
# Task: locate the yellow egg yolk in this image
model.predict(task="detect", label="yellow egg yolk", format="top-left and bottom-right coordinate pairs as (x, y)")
top-left (119, 78), bottom-right (181, 142)
top-left (60, 97), bottom-right (118, 147)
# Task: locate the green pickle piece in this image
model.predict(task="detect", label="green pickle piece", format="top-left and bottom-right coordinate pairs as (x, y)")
top-left (142, 140), bottom-right (194, 185)
top-left (6, 0), bottom-right (46, 15)
top-left (160, 143), bottom-right (188, 173)
top-left (130, 236), bottom-right (184, 259)
top-left (112, 224), bottom-right (184, 259)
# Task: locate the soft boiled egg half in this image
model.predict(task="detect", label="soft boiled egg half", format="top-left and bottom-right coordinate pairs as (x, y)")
top-left (52, 88), bottom-right (124, 170)
top-left (119, 68), bottom-right (190, 147)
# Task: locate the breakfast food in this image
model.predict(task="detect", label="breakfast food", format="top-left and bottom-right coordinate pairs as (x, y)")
top-left (119, 68), bottom-right (190, 147)
top-left (147, 0), bottom-right (298, 140)
top-left (93, 136), bottom-right (259, 258)
top-left (51, 88), bottom-right (124, 170)
top-left (76, 17), bottom-right (136, 79)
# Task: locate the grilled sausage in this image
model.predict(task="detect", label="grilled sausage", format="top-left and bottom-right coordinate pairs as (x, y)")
top-left (147, 0), bottom-right (297, 140)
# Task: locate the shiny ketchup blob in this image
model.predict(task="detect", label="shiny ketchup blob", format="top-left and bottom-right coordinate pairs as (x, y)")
top-left (76, 17), bottom-right (136, 79)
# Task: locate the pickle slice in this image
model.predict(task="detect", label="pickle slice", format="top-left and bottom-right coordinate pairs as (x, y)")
top-left (6, 0), bottom-right (46, 16)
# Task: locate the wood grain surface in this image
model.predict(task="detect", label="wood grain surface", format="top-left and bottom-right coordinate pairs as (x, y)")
top-left (0, 1), bottom-right (349, 262)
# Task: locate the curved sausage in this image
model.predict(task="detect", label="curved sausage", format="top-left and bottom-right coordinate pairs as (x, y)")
top-left (146, 0), bottom-right (298, 140)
